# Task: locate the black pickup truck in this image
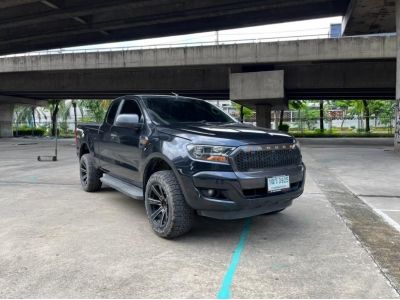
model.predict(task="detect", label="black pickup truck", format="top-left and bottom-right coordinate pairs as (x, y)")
top-left (76, 95), bottom-right (305, 238)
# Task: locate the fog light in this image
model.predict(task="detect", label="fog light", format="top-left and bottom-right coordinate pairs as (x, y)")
top-left (207, 189), bottom-right (216, 197)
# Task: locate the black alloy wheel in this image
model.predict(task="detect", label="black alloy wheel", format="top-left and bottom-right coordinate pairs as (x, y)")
top-left (147, 183), bottom-right (169, 229)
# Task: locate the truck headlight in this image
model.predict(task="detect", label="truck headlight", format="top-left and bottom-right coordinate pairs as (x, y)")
top-left (186, 144), bottom-right (236, 164)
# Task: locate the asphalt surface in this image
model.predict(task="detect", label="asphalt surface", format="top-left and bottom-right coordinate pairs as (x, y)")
top-left (0, 137), bottom-right (399, 298)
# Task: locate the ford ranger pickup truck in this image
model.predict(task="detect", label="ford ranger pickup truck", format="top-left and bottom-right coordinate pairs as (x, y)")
top-left (76, 95), bottom-right (305, 238)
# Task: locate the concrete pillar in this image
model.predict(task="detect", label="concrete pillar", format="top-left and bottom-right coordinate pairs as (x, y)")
top-left (256, 104), bottom-right (272, 128)
top-left (396, 0), bottom-right (400, 152)
top-left (0, 104), bottom-right (14, 137)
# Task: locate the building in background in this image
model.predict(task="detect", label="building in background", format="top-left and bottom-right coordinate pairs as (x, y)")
top-left (329, 23), bottom-right (342, 38)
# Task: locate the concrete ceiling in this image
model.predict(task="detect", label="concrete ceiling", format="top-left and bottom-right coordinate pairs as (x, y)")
top-left (342, 0), bottom-right (396, 35)
top-left (0, 0), bottom-right (350, 56)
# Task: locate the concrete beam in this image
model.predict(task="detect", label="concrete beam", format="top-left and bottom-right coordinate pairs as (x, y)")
top-left (0, 36), bottom-right (395, 73)
top-left (0, 95), bottom-right (46, 106)
top-left (230, 71), bottom-right (284, 100)
top-left (284, 61), bottom-right (395, 90)
top-left (0, 103), bottom-right (14, 137)
top-left (0, 67), bottom-right (230, 100)
top-left (343, 0), bottom-right (396, 35)
top-left (0, 0), bottom-right (41, 9)
top-left (230, 70), bottom-right (287, 110)
top-left (0, 0), bottom-right (136, 30)
top-left (0, 61), bottom-right (395, 101)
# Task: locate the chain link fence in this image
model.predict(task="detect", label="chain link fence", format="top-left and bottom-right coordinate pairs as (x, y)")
top-left (239, 111), bottom-right (396, 136)
top-left (272, 113), bottom-right (395, 136)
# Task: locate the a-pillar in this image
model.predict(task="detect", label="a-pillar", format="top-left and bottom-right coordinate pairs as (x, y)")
top-left (0, 104), bottom-right (14, 137)
top-left (396, 0), bottom-right (400, 152)
top-left (256, 104), bottom-right (272, 128)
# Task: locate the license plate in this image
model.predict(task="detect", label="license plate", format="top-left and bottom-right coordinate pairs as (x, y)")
top-left (267, 175), bottom-right (290, 192)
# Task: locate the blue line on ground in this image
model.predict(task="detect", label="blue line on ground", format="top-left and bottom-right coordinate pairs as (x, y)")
top-left (217, 218), bottom-right (252, 299)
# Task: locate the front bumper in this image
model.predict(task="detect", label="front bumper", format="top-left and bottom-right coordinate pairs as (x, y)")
top-left (178, 163), bottom-right (306, 219)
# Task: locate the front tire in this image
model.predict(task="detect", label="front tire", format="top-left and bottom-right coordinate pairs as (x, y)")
top-left (80, 154), bottom-right (102, 192)
top-left (145, 170), bottom-right (194, 238)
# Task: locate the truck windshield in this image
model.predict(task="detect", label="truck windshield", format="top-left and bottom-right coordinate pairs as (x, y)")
top-left (143, 97), bottom-right (237, 124)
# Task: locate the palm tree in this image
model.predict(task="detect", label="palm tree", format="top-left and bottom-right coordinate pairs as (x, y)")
top-left (59, 100), bottom-right (74, 134)
top-left (14, 106), bottom-right (33, 125)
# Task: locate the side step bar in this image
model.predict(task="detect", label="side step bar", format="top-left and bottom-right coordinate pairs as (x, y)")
top-left (101, 174), bottom-right (144, 200)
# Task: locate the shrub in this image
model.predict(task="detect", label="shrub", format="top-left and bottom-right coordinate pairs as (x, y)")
top-left (278, 124), bottom-right (289, 132)
top-left (14, 128), bottom-right (45, 137)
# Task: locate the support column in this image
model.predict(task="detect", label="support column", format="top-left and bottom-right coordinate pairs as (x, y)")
top-left (256, 104), bottom-right (272, 128)
top-left (396, 0), bottom-right (400, 152)
top-left (0, 104), bottom-right (14, 137)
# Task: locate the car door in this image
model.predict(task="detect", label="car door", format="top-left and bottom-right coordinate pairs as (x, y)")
top-left (96, 98), bottom-right (122, 173)
top-left (107, 98), bottom-right (144, 184)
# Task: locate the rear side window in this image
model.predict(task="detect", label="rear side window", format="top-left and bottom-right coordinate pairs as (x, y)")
top-left (106, 100), bottom-right (121, 124)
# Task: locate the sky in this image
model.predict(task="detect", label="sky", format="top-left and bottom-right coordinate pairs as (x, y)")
top-left (63, 16), bottom-right (342, 52)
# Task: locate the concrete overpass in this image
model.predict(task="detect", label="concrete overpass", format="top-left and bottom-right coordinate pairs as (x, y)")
top-left (0, 35), bottom-right (396, 134)
top-left (0, 35), bottom-right (395, 100)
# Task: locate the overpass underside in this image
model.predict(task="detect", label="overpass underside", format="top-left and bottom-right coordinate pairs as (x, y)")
top-left (0, 0), bottom-right (350, 56)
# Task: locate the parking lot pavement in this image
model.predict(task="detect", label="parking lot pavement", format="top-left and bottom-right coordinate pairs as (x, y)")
top-left (0, 138), bottom-right (398, 298)
top-left (301, 138), bottom-right (400, 236)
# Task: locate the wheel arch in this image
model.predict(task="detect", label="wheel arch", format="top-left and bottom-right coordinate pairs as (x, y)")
top-left (142, 153), bottom-right (187, 198)
top-left (79, 142), bottom-right (90, 159)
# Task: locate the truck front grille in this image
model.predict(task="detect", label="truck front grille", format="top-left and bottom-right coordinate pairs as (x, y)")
top-left (232, 145), bottom-right (302, 172)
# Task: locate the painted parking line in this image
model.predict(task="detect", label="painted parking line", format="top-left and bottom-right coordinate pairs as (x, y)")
top-left (217, 218), bottom-right (252, 299)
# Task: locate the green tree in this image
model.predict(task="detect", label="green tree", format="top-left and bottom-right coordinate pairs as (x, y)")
top-left (233, 103), bottom-right (254, 122)
top-left (302, 104), bottom-right (319, 130)
top-left (368, 100), bottom-right (396, 126)
top-left (14, 105), bottom-right (46, 127)
top-left (78, 100), bottom-right (111, 122)
top-left (288, 100), bottom-right (305, 131)
top-left (14, 105), bottom-right (34, 125)
top-left (332, 100), bottom-right (352, 129)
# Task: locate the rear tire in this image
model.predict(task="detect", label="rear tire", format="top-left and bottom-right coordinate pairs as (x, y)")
top-left (80, 154), bottom-right (102, 192)
top-left (145, 170), bottom-right (194, 238)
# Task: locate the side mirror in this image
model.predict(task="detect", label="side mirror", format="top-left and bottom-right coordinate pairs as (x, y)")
top-left (115, 114), bottom-right (142, 129)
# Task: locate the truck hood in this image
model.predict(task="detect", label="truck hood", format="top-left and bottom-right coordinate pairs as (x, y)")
top-left (157, 122), bottom-right (295, 147)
